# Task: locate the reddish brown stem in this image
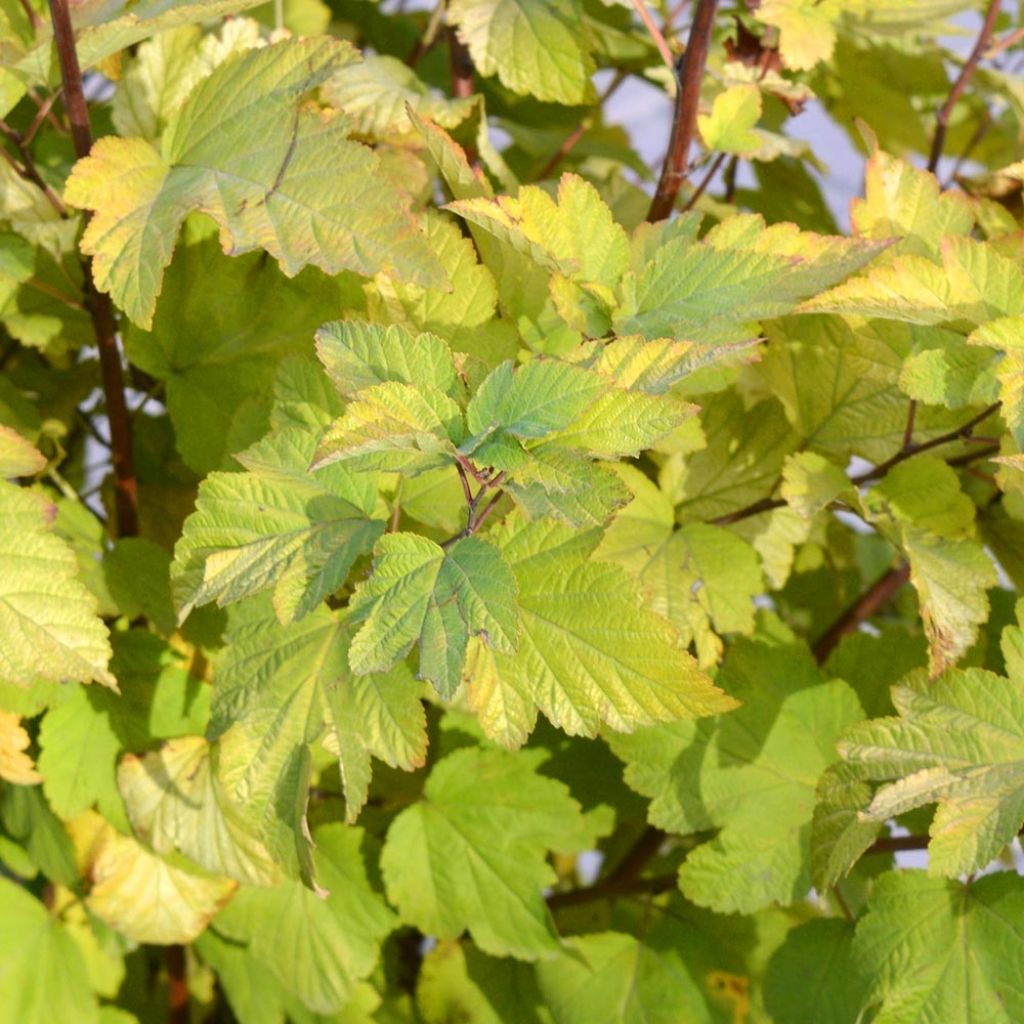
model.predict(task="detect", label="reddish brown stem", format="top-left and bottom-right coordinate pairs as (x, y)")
top-left (812, 563), bottom-right (911, 664)
top-left (165, 945), bottom-right (190, 1024)
top-left (926, 0), bottom-right (1002, 174)
top-left (682, 150), bottom-right (726, 211)
top-left (448, 26), bottom-right (474, 99)
top-left (18, 0), bottom-right (43, 31)
top-left (534, 71), bottom-right (628, 181)
top-left (648, 0), bottom-right (718, 222)
top-left (548, 825), bottom-right (671, 909)
top-left (866, 833), bottom-right (931, 856)
top-left (49, 0), bottom-right (138, 537)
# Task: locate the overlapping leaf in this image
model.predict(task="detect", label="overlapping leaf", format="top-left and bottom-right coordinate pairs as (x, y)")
top-left (65, 38), bottom-right (441, 327)
top-left (465, 515), bottom-right (735, 748)
top-left (348, 532), bottom-right (518, 697)
top-left (381, 747), bottom-right (601, 958)
top-left (0, 481), bottom-right (113, 688)
top-left (611, 640), bottom-right (863, 913)
top-left (172, 427), bottom-right (383, 624)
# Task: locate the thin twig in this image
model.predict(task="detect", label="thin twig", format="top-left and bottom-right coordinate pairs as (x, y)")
top-left (927, 0), bottom-right (1002, 174)
top-left (682, 150), bottom-right (726, 211)
top-left (984, 24), bottom-right (1024, 59)
top-left (547, 825), bottom-right (671, 909)
top-left (165, 945), bottom-right (190, 1024)
top-left (849, 402), bottom-right (1001, 486)
top-left (648, 0), bottom-right (719, 221)
top-left (865, 833), bottom-right (931, 856)
top-left (49, 0), bottom-right (138, 538)
top-left (406, 0), bottom-right (446, 67)
top-left (630, 0), bottom-right (676, 72)
top-left (812, 563), bottom-right (911, 664)
top-left (18, 0), bottom-right (43, 30)
top-left (901, 400), bottom-right (917, 450)
top-left (0, 119), bottom-right (70, 217)
top-left (534, 70), bottom-right (628, 181)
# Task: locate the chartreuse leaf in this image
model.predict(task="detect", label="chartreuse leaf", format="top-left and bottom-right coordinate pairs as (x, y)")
top-left (836, 661), bottom-right (1024, 878)
top-left (348, 533), bottom-right (518, 697)
top-left (9, 0), bottom-right (266, 84)
top-left (615, 214), bottom-right (886, 343)
top-left (381, 747), bottom-right (601, 959)
top-left (316, 320), bottom-right (461, 400)
top-left (123, 216), bottom-right (349, 474)
top-left (214, 824), bottom-right (394, 1015)
top-left (0, 423), bottom-right (44, 478)
top-left (118, 736), bottom-right (283, 887)
top-left (0, 482), bottom-right (114, 688)
top-left (465, 515), bottom-right (735, 748)
top-left (764, 919), bottom-right (867, 1024)
top-left (501, 446), bottom-right (630, 527)
top-left (853, 871), bottom-right (1024, 1022)
top-left (70, 811), bottom-right (236, 945)
top-left (363, 212), bottom-right (506, 355)
top-left (311, 380), bottom-right (465, 475)
top-left (851, 139), bottom-right (975, 260)
top-left (596, 466), bottom-right (762, 666)
top-left (756, 0), bottom-right (841, 70)
top-left (0, 709), bottom-right (40, 784)
top-left (698, 86), bottom-right (762, 155)
top-left (861, 455), bottom-right (997, 675)
top-left (447, 0), bottom-right (596, 104)
top-left (0, 876), bottom-right (98, 1024)
top-left (969, 316), bottom-right (1024, 445)
top-left (324, 54), bottom-right (476, 139)
top-left (172, 427), bottom-right (383, 625)
top-left (65, 38), bottom-right (441, 328)
top-left (611, 641), bottom-right (863, 913)
top-left (448, 174), bottom-right (629, 337)
top-left (781, 450), bottom-right (853, 519)
top-left (224, 598), bottom-right (425, 829)
top-left (535, 932), bottom-right (712, 1024)
top-left (802, 235), bottom-right (1024, 325)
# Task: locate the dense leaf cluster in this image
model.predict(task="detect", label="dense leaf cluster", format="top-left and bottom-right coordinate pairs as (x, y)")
top-left (2, 0), bottom-right (1024, 1021)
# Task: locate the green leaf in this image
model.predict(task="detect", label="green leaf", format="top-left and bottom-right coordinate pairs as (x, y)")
top-left (324, 54), bottom-right (476, 138)
top-left (465, 515), bottom-right (736, 748)
top-left (698, 86), bottom-right (762, 155)
top-left (781, 450), bottom-right (853, 519)
top-left (597, 467), bottom-right (763, 666)
top-left (74, 811), bottom-right (236, 945)
top-left (851, 141), bottom-right (975, 261)
top-left (316, 320), bottom-right (461, 401)
top-left (65, 38), bottom-right (442, 328)
top-left (612, 640), bottom-right (863, 913)
top-left (0, 877), bottom-right (98, 1024)
top-left (764, 919), bottom-right (867, 1024)
top-left (447, 0), bottom-right (596, 104)
top-left (123, 218), bottom-right (349, 473)
top-left (862, 456), bottom-right (998, 674)
top-left (381, 747), bottom-right (599, 958)
top-left (173, 427), bottom-right (384, 624)
top-left (215, 824), bottom-right (395, 1014)
top-left (311, 380), bottom-right (465, 475)
top-left (466, 358), bottom-right (607, 443)
top-left (0, 482), bottom-right (113, 688)
top-left (615, 215), bottom-right (886, 343)
top-left (756, 0), bottom-right (841, 70)
top-left (118, 735), bottom-right (283, 887)
top-left (837, 665), bottom-right (1024, 877)
top-left (853, 871), bottom-right (1024, 1022)
top-left (348, 533), bottom-right (519, 697)
top-left (0, 425), bottom-right (44, 478)
top-left (9, 0), bottom-right (266, 84)
top-left (535, 932), bottom-right (713, 1024)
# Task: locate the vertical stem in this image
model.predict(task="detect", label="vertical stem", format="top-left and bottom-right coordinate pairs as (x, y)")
top-left (48, 0), bottom-right (138, 537)
top-left (926, 0), bottom-right (1002, 174)
top-left (164, 945), bottom-right (190, 1024)
top-left (448, 25), bottom-right (474, 99)
top-left (648, 0), bottom-right (718, 222)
